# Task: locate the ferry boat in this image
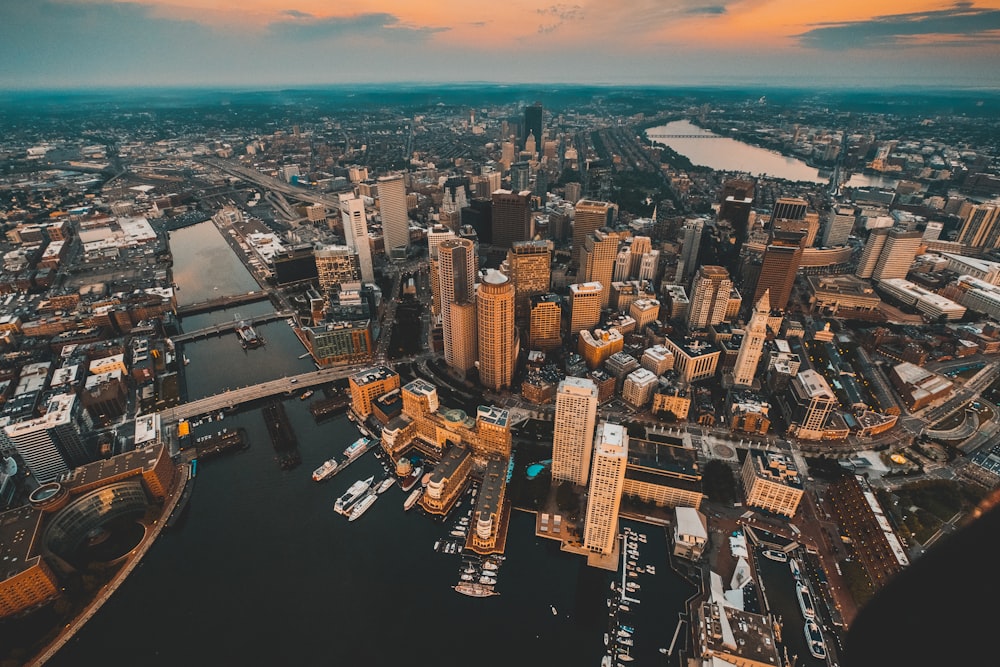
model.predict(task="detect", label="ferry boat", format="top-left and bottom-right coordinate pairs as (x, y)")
top-left (312, 457), bottom-right (341, 482)
top-left (789, 557), bottom-right (801, 579)
top-left (235, 320), bottom-right (263, 349)
top-left (400, 464), bottom-right (424, 492)
top-left (796, 582), bottom-right (816, 619)
top-left (403, 487), bottom-right (423, 511)
top-left (454, 582), bottom-right (499, 598)
top-left (347, 492), bottom-right (377, 521)
top-left (299, 390), bottom-right (314, 401)
top-left (762, 548), bottom-right (788, 563)
top-left (334, 475), bottom-right (375, 514)
top-left (342, 437), bottom-right (373, 462)
top-left (376, 476), bottom-right (396, 494)
top-left (803, 620), bottom-right (827, 660)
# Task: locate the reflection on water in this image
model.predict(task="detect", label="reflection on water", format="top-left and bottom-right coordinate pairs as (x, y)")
top-left (647, 120), bottom-right (897, 189)
top-left (168, 221), bottom-right (260, 305)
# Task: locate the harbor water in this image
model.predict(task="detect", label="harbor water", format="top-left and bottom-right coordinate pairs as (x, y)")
top-left (45, 221), bottom-right (697, 666)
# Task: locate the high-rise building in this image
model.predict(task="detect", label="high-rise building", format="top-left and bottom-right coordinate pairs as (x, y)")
top-left (524, 103), bottom-right (543, 151)
top-left (572, 200), bottom-right (614, 268)
top-left (439, 239), bottom-right (478, 372)
top-left (315, 245), bottom-right (361, 292)
top-left (529, 293), bottom-right (562, 351)
top-left (491, 190), bottom-right (532, 249)
top-left (773, 213), bottom-right (820, 248)
top-left (583, 421), bottom-right (628, 556)
top-left (678, 218), bottom-right (705, 283)
top-left (339, 193), bottom-right (374, 284)
top-left (477, 269), bottom-right (517, 391)
top-left (580, 229), bottom-right (620, 308)
top-left (753, 232), bottom-right (803, 312)
top-left (823, 205), bottom-right (857, 247)
top-left (505, 240), bottom-right (552, 325)
top-left (956, 203), bottom-right (1000, 248)
top-left (427, 224), bottom-right (457, 316)
top-left (733, 290), bottom-right (770, 386)
top-left (510, 162), bottom-right (531, 192)
top-left (856, 227), bottom-right (890, 279)
top-left (687, 265), bottom-right (733, 330)
top-left (3, 394), bottom-right (88, 482)
top-left (569, 282), bottom-right (603, 334)
top-left (552, 377), bottom-right (599, 486)
top-left (768, 197), bottom-right (809, 225)
top-left (378, 174), bottom-right (410, 258)
top-left (872, 228), bottom-right (923, 281)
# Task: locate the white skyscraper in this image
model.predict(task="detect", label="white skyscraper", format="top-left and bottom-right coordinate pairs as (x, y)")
top-left (378, 174), bottom-right (410, 258)
top-left (733, 290), bottom-right (770, 387)
top-left (583, 421), bottom-right (628, 556)
top-left (687, 265), bottom-right (732, 330)
top-left (339, 193), bottom-right (374, 284)
top-left (552, 377), bottom-right (599, 486)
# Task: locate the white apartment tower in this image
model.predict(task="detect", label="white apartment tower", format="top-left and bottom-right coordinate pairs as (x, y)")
top-left (733, 290), bottom-right (770, 387)
top-left (338, 193), bottom-right (375, 284)
top-left (583, 421), bottom-right (628, 556)
top-left (552, 377), bottom-right (599, 486)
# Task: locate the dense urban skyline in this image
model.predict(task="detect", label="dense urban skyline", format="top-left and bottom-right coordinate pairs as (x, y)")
top-left (2, 1), bottom-right (1000, 89)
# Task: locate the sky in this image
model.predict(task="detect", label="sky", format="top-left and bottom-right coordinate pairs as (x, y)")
top-left (1, 0), bottom-right (999, 90)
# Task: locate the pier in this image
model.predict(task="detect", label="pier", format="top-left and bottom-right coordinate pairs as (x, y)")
top-left (195, 427), bottom-right (249, 461)
top-left (262, 400), bottom-right (300, 469)
top-left (310, 395), bottom-right (350, 419)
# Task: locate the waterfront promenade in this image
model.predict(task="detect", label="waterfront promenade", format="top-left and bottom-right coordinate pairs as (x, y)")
top-left (28, 463), bottom-right (191, 667)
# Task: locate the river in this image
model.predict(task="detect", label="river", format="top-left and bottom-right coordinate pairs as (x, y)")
top-left (646, 119), bottom-right (898, 189)
top-left (45, 222), bottom-right (697, 667)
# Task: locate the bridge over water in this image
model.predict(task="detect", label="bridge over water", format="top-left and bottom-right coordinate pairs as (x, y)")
top-left (176, 291), bottom-right (271, 317)
top-left (171, 311), bottom-right (293, 344)
top-left (647, 134), bottom-right (723, 139)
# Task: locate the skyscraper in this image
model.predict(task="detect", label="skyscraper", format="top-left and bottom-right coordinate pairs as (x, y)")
top-left (678, 217), bottom-right (704, 283)
top-left (477, 269), bottom-right (517, 391)
top-left (315, 245), bottom-right (361, 292)
top-left (733, 290), bottom-right (769, 387)
top-left (956, 203), bottom-right (1000, 248)
top-left (339, 193), bottom-right (375, 284)
top-left (822, 205), bottom-right (857, 247)
top-left (768, 197), bottom-right (809, 225)
top-left (753, 231), bottom-right (803, 312)
top-left (569, 282), bottom-right (603, 334)
top-left (687, 265), bottom-right (733, 330)
top-left (491, 190), bottom-right (532, 249)
top-left (583, 421), bottom-right (628, 556)
top-left (872, 228), bottom-right (922, 281)
top-left (439, 238), bottom-right (478, 372)
top-left (378, 174), bottom-right (409, 258)
top-left (572, 200), bottom-right (614, 269)
top-left (529, 293), bottom-right (562, 351)
top-left (552, 377), bottom-right (599, 486)
top-left (856, 228), bottom-right (890, 279)
top-left (505, 240), bottom-right (553, 325)
top-left (524, 103), bottom-right (543, 151)
top-left (580, 229), bottom-right (620, 308)
top-left (510, 162), bottom-right (531, 192)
